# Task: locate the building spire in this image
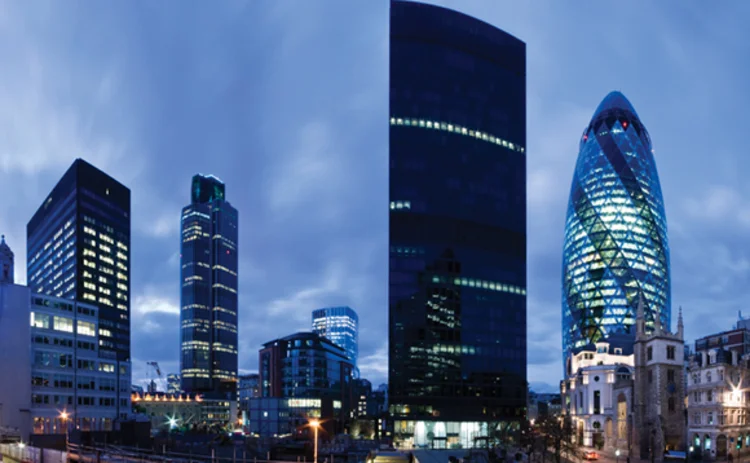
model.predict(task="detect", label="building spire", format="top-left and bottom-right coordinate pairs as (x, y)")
top-left (677, 306), bottom-right (684, 339)
top-left (0, 233), bottom-right (14, 284)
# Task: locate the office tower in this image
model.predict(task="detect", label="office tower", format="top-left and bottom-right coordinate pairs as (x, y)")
top-left (0, 236), bottom-right (32, 442)
top-left (252, 332), bottom-right (353, 436)
top-left (258, 332), bottom-right (353, 399)
top-left (166, 373), bottom-right (182, 394)
top-left (31, 294), bottom-right (129, 433)
top-left (238, 373), bottom-right (260, 409)
top-left (562, 91), bottom-right (670, 371)
top-left (27, 158), bottom-right (131, 418)
top-left (28, 159), bottom-right (131, 360)
top-left (312, 306), bottom-right (359, 367)
top-left (389, 0), bottom-right (527, 448)
top-left (180, 174), bottom-right (239, 396)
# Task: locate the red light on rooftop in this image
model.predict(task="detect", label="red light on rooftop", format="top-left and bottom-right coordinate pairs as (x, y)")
top-left (622, 121), bottom-right (628, 128)
top-left (226, 250), bottom-right (230, 255)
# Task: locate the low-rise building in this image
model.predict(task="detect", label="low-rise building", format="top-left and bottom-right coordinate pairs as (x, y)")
top-left (238, 374), bottom-right (260, 409)
top-left (30, 294), bottom-right (131, 434)
top-left (166, 374), bottom-right (181, 394)
top-left (250, 332), bottom-right (354, 437)
top-left (687, 342), bottom-right (750, 460)
top-left (561, 335), bottom-right (635, 448)
top-left (247, 397), bottom-right (341, 438)
top-left (132, 392), bottom-right (232, 432)
top-left (0, 237), bottom-right (32, 442)
top-left (528, 392), bottom-right (562, 422)
top-left (0, 237), bottom-right (131, 438)
top-left (562, 298), bottom-right (686, 461)
top-left (132, 393), bottom-right (202, 432)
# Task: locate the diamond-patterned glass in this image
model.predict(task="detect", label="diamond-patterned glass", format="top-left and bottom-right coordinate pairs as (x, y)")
top-left (562, 91), bottom-right (670, 369)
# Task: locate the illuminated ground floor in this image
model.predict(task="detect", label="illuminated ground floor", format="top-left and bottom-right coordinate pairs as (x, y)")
top-left (392, 420), bottom-right (519, 449)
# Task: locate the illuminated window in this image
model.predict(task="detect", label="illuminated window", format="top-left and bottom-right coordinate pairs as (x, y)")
top-left (390, 116), bottom-right (525, 153)
top-left (53, 316), bottom-right (74, 333)
top-left (389, 201), bottom-right (411, 210)
top-left (31, 312), bottom-right (50, 329)
top-left (77, 321), bottom-right (96, 337)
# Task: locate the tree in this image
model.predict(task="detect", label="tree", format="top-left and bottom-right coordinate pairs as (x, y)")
top-left (536, 416), bottom-right (581, 463)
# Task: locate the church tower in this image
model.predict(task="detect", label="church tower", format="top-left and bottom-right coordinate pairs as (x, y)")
top-left (0, 235), bottom-right (14, 284)
top-left (633, 294), bottom-right (686, 461)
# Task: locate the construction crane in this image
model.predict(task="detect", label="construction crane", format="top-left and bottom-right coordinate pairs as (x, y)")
top-left (147, 361), bottom-right (167, 393)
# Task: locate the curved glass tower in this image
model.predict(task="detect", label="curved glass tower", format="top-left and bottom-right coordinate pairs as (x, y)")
top-left (562, 91), bottom-right (670, 370)
top-left (389, 0), bottom-right (526, 447)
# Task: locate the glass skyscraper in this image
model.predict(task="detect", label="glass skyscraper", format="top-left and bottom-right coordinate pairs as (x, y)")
top-left (179, 174), bottom-right (239, 396)
top-left (562, 91), bottom-right (670, 371)
top-left (27, 158), bottom-right (132, 420)
top-left (27, 158), bottom-right (131, 362)
top-left (312, 306), bottom-right (358, 367)
top-left (389, 0), bottom-right (526, 448)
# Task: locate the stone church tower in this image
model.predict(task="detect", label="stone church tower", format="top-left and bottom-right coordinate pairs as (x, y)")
top-left (633, 295), bottom-right (686, 462)
top-left (0, 235), bottom-right (14, 284)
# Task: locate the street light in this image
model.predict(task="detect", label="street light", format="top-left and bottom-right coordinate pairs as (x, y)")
top-left (310, 419), bottom-right (320, 463)
top-left (168, 417), bottom-right (178, 430)
top-left (616, 448), bottom-right (621, 463)
top-left (60, 411), bottom-right (70, 444)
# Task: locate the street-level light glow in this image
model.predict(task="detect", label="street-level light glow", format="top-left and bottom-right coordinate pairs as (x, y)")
top-left (616, 450), bottom-right (620, 457)
top-left (60, 411), bottom-right (69, 420)
top-left (18, 442), bottom-right (25, 449)
top-left (167, 416), bottom-right (178, 429)
top-left (309, 419), bottom-right (320, 428)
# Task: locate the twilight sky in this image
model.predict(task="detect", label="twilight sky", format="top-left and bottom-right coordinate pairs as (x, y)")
top-left (1, 1), bottom-right (748, 393)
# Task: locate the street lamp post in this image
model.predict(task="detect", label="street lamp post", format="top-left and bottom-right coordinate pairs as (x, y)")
top-left (60, 411), bottom-right (70, 445)
top-left (616, 448), bottom-right (621, 463)
top-left (310, 419), bottom-right (320, 463)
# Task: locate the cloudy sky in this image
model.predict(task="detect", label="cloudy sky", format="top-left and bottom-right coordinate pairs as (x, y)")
top-left (0, 1), bottom-right (748, 393)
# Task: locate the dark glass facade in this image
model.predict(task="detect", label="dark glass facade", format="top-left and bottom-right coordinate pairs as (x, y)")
top-left (258, 332), bottom-right (353, 400)
top-left (388, 0), bottom-right (527, 442)
top-left (27, 158), bottom-right (131, 363)
top-left (562, 91), bottom-right (670, 370)
top-left (179, 174), bottom-right (239, 396)
top-left (312, 306), bottom-right (359, 368)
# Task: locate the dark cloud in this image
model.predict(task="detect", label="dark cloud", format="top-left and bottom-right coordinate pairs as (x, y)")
top-left (0, 1), bottom-right (748, 390)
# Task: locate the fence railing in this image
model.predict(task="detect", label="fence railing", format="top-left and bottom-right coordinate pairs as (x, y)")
top-left (0, 443), bottom-right (68, 463)
top-left (1, 442), bottom-right (318, 463)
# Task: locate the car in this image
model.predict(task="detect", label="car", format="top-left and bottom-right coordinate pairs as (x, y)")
top-left (584, 451), bottom-right (599, 460)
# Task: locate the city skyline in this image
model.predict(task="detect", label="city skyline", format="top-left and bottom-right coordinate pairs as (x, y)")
top-left (0, 0), bottom-right (748, 392)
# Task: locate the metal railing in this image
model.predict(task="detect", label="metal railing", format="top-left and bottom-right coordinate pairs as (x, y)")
top-left (2, 441), bottom-right (321, 463)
